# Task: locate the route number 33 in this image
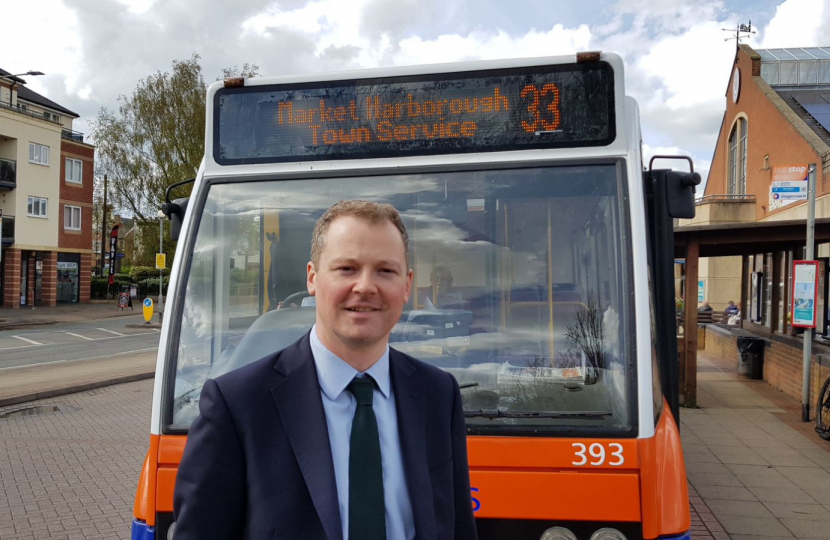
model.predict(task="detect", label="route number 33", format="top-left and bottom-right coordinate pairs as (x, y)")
top-left (572, 442), bottom-right (625, 466)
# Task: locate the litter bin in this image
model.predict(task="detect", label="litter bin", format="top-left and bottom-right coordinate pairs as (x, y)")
top-left (736, 336), bottom-right (765, 379)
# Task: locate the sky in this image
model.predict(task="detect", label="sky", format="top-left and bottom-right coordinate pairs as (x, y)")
top-left (3, 0), bottom-right (829, 192)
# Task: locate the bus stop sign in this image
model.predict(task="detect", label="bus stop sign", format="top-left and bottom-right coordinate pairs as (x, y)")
top-left (143, 298), bottom-right (153, 323)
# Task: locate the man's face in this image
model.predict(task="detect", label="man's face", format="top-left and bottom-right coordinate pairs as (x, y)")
top-left (432, 268), bottom-right (453, 296)
top-left (307, 215), bottom-right (412, 353)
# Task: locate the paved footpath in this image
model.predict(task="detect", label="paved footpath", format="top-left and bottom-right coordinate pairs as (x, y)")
top-left (0, 379), bottom-right (153, 540)
top-left (1, 342), bottom-right (830, 538)
top-left (683, 351), bottom-right (830, 539)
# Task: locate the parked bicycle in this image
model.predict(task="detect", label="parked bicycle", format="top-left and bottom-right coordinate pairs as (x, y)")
top-left (818, 374), bottom-right (830, 440)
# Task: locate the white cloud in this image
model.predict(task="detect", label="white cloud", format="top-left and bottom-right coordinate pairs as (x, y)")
top-left (758, 0), bottom-right (826, 48)
top-left (0, 0), bottom-right (814, 200)
top-left (391, 25), bottom-right (594, 66)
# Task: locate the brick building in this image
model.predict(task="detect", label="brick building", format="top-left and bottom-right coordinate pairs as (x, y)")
top-left (0, 68), bottom-right (95, 307)
top-left (676, 44), bottom-right (830, 405)
top-left (680, 44), bottom-right (830, 315)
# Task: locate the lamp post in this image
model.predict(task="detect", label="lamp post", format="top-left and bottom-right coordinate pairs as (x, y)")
top-left (2, 71), bottom-right (45, 107)
top-left (157, 210), bottom-right (165, 321)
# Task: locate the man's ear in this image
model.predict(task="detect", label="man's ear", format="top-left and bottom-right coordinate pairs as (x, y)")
top-left (404, 268), bottom-right (413, 302)
top-left (307, 262), bottom-right (317, 295)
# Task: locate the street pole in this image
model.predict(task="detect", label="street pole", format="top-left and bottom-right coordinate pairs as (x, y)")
top-left (158, 214), bottom-right (164, 320)
top-left (802, 163), bottom-right (817, 422)
top-left (100, 174), bottom-right (107, 277)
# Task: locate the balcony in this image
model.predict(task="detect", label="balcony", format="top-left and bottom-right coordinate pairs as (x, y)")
top-left (0, 158), bottom-right (16, 190)
top-left (0, 100), bottom-right (62, 125)
top-left (61, 129), bottom-right (84, 143)
top-left (677, 194), bottom-right (757, 227)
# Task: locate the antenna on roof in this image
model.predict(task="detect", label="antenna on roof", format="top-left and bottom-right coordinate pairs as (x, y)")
top-left (722, 21), bottom-right (756, 49)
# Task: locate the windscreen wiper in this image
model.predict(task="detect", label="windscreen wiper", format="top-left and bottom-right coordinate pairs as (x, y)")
top-left (464, 409), bottom-right (612, 419)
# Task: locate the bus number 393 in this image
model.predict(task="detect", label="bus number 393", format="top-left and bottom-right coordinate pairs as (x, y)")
top-left (572, 442), bottom-right (625, 466)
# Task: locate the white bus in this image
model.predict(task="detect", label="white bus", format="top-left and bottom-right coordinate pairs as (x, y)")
top-left (133, 52), bottom-right (698, 540)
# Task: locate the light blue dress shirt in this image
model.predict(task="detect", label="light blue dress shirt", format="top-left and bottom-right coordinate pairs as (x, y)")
top-left (310, 326), bottom-right (416, 540)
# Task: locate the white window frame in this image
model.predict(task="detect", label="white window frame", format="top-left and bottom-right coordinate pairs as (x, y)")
top-left (29, 143), bottom-right (50, 166)
top-left (27, 196), bottom-right (48, 218)
top-left (66, 158), bottom-right (83, 184)
top-left (64, 205), bottom-right (82, 230)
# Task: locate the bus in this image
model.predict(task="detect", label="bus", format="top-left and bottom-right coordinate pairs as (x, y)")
top-left (132, 51), bottom-right (698, 540)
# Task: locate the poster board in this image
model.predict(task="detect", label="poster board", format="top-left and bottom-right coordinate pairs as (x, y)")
top-left (792, 260), bottom-right (819, 328)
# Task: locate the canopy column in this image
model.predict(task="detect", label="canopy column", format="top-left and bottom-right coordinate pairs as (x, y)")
top-left (683, 237), bottom-right (699, 408)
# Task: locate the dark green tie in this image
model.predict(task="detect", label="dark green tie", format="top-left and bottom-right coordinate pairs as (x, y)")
top-left (347, 377), bottom-right (386, 540)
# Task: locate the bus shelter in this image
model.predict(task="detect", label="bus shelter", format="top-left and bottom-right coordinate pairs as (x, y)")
top-left (673, 217), bottom-right (830, 407)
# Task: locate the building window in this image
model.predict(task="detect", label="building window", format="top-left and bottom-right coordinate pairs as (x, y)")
top-left (29, 143), bottom-right (50, 165)
top-left (27, 196), bottom-right (48, 217)
top-left (66, 158), bottom-right (83, 184)
top-left (738, 118), bottom-right (747, 195)
top-left (64, 205), bottom-right (82, 230)
top-left (727, 118), bottom-right (748, 195)
top-left (728, 127), bottom-right (737, 194)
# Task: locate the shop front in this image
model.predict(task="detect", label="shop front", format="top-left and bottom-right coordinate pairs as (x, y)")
top-left (57, 253), bottom-right (80, 303)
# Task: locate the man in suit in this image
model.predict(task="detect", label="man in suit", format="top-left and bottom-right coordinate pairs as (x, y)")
top-left (174, 200), bottom-right (477, 540)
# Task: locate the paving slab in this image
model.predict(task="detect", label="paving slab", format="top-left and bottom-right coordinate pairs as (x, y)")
top-left (763, 501), bottom-right (830, 521)
top-left (683, 349), bottom-right (830, 539)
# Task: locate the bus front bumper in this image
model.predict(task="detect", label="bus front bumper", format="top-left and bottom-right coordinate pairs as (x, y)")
top-left (131, 519), bottom-right (155, 540)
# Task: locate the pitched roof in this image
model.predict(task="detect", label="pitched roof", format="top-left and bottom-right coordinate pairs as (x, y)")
top-left (749, 46), bottom-right (830, 154)
top-left (0, 68), bottom-right (79, 118)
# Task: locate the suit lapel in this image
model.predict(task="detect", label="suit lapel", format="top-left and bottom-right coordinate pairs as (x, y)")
top-left (391, 350), bottom-right (437, 540)
top-left (270, 334), bottom-right (342, 540)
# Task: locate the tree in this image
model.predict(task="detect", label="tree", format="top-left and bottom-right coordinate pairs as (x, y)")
top-left (91, 54), bottom-right (258, 225)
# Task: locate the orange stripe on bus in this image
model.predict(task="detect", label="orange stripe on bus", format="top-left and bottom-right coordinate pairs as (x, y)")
top-left (156, 467), bottom-right (178, 513)
top-left (158, 434), bottom-right (186, 464)
top-left (470, 470), bottom-right (641, 521)
top-left (133, 434), bottom-right (160, 526)
top-left (468, 436), bottom-right (639, 469)
top-left (639, 401), bottom-right (690, 539)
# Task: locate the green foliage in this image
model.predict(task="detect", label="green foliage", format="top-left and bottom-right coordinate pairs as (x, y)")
top-left (130, 265), bottom-right (169, 281)
top-left (91, 54), bottom-right (259, 224)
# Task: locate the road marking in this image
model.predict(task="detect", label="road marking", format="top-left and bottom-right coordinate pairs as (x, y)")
top-left (97, 328), bottom-right (126, 336)
top-left (65, 332), bottom-right (96, 341)
top-left (0, 346), bottom-right (159, 371)
top-left (11, 335), bottom-right (43, 345)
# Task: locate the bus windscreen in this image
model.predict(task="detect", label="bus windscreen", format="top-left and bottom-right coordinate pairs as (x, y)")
top-left (214, 62), bottom-right (615, 164)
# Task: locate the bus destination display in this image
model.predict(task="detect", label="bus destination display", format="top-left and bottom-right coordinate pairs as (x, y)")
top-left (215, 62), bottom-right (615, 164)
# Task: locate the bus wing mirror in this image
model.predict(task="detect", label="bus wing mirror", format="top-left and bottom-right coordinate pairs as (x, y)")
top-left (665, 170), bottom-right (701, 219)
top-left (646, 156), bottom-right (701, 219)
top-left (161, 197), bottom-right (189, 241)
top-left (162, 178), bottom-right (196, 241)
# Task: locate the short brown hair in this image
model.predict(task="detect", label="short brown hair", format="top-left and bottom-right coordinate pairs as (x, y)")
top-left (311, 200), bottom-right (409, 266)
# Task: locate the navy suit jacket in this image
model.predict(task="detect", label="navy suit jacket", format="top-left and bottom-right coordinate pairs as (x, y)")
top-left (173, 332), bottom-right (478, 540)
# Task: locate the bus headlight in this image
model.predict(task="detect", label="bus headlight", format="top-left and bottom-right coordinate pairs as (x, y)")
top-left (540, 527), bottom-right (578, 540)
top-left (590, 528), bottom-right (627, 540)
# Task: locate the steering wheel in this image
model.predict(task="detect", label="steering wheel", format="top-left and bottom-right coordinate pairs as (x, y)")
top-left (281, 291), bottom-right (312, 308)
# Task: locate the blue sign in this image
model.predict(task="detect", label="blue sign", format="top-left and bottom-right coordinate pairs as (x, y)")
top-left (143, 298), bottom-right (152, 307)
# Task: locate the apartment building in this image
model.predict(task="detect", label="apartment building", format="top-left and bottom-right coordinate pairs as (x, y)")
top-left (0, 68), bottom-right (95, 307)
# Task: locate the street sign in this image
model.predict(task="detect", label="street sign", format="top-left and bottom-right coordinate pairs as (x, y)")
top-left (792, 261), bottom-right (819, 328)
top-left (155, 253), bottom-right (166, 269)
top-left (771, 181), bottom-right (807, 201)
top-left (143, 298), bottom-right (153, 323)
top-left (770, 165), bottom-right (808, 211)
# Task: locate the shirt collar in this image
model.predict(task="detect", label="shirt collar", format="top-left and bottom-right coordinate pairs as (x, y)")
top-left (309, 325), bottom-right (390, 400)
